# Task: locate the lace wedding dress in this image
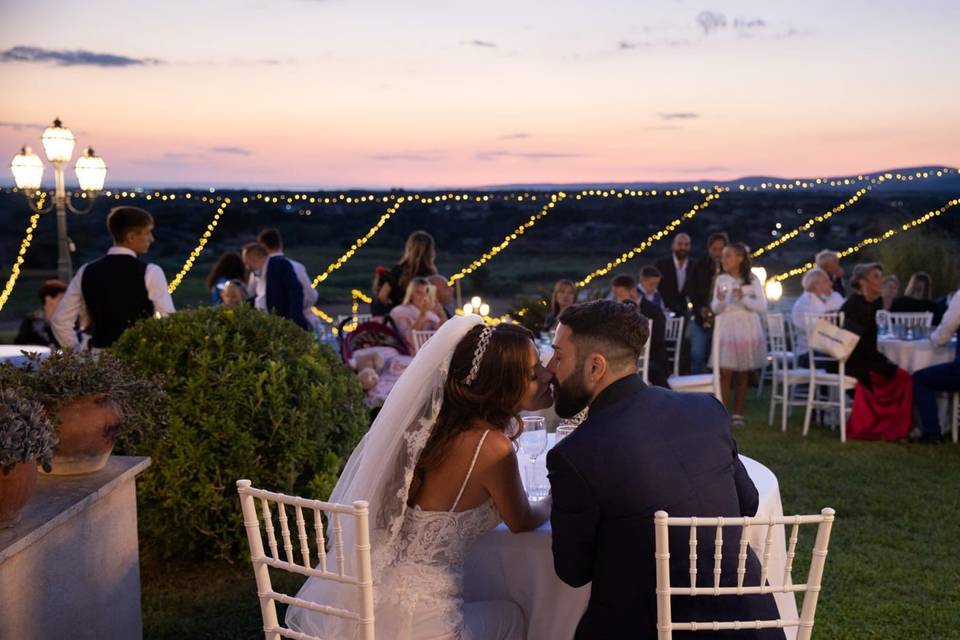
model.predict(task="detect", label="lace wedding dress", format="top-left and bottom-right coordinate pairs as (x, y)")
top-left (286, 316), bottom-right (525, 640)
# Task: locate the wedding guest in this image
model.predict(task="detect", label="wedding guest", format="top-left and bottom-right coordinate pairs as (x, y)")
top-left (205, 251), bottom-right (246, 305)
top-left (711, 243), bottom-right (768, 426)
top-left (791, 268), bottom-right (844, 365)
top-left (258, 228), bottom-right (318, 328)
top-left (842, 263), bottom-right (913, 441)
top-left (242, 242), bottom-right (308, 330)
top-left (15, 280), bottom-right (67, 347)
top-left (655, 233), bottom-right (692, 318)
top-left (546, 300), bottom-right (783, 640)
top-left (912, 277), bottom-right (960, 444)
top-left (373, 230), bottom-right (438, 316)
top-left (543, 279), bottom-right (577, 332)
top-left (816, 249), bottom-right (846, 297)
top-left (427, 274), bottom-right (456, 321)
top-left (686, 231), bottom-right (728, 374)
top-left (611, 274), bottom-right (670, 388)
top-left (880, 275), bottom-right (900, 311)
top-left (638, 265), bottom-right (666, 311)
top-left (220, 279), bottom-right (250, 307)
top-left (390, 277), bottom-right (444, 353)
top-left (52, 207), bottom-right (175, 350)
top-left (891, 272), bottom-right (940, 321)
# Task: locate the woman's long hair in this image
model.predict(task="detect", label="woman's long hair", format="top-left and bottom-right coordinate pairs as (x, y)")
top-left (550, 279), bottom-right (577, 318)
top-left (727, 242), bottom-right (752, 285)
top-left (411, 324), bottom-right (534, 498)
top-left (206, 251), bottom-right (246, 290)
top-left (904, 272), bottom-right (932, 300)
top-left (402, 277), bottom-right (430, 305)
top-left (399, 231), bottom-right (437, 291)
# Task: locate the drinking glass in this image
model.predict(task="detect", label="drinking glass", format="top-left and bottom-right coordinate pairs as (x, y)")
top-left (518, 416), bottom-right (548, 500)
top-left (556, 425), bottom-right (576, 443)
top-left (875, 310), bottom-right (888, 339)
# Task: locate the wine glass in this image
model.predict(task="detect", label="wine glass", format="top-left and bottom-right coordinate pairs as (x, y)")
top-left (875, 310), bottom-right (889, 339)
top-left (518, 416), bottom-right (547, 500)
top-left (556, 425), bottom-right (576, 443)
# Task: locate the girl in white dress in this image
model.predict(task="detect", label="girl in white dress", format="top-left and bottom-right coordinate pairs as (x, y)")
top-left (710, 242), bottom-right (768, 426)
top-left (287, 316), bottom-right (553, 639)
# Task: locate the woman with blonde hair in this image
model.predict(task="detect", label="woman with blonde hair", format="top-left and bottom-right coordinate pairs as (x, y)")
top-left (389, 277), bottom-right (445, 352)
top-left (543, 279), bottom-right (576, 332)
top-left (891, 271), bottom-right (939, 320)
top-left (373, 231), bottom-right (438, 316)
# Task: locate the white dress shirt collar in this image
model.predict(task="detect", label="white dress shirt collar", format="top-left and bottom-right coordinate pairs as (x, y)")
top-left (107, 246), bottom-right (138, 258)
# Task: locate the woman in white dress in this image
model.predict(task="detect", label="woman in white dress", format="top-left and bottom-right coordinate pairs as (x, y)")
top-left (711, 242), bottom-right (768, 426)
top-left (287, 315), bottom-right (553, 639)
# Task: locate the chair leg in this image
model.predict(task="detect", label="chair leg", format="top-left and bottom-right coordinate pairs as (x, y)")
top-left (803, 379), bottom-right (815, 436)
top-left (840, 385), bottom-right (847, 443)
top-left (782, 378), bottom-right (790, 433)
top-left (953, 394), bottom-right (959, 444)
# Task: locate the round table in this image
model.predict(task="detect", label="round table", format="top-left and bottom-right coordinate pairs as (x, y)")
top-left (463, 443), bottom-right (799, 640)
top-left (877, 337), bottom-right (956, 373)
top-left (0, 344), bottom-right (50, 365)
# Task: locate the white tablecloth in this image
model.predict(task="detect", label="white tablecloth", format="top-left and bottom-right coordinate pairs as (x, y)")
top-left (0, 344), bottom-right (50, 364)
top-left (877, 337), bottom-right (956, 373)
top-left (463, 445), bottom-right (798, 640)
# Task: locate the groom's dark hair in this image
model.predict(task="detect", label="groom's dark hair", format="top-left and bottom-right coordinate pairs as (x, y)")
top-left (558, 299), bottom-right (649, 370)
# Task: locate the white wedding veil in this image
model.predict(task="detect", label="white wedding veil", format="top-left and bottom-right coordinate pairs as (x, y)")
top-left (287, 314), bottom-right (484, 637)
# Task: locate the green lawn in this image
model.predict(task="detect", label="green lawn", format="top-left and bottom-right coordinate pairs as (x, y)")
top-left (141, 391), bottom-right (960, 640)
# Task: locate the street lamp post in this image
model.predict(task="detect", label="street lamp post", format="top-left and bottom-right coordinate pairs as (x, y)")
top-left (10, 118), bottom-right (107, 283)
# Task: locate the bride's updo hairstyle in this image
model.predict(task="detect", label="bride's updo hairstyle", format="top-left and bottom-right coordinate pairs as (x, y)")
top-left (415, 323), bottom-right (535, 476)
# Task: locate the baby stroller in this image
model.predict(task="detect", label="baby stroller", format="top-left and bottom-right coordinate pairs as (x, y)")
top-left (339, 316), bottom-right (410, 364)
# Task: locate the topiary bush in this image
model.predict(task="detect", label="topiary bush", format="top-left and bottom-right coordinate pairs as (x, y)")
top-left (113, 305), bottom-right (370, 561)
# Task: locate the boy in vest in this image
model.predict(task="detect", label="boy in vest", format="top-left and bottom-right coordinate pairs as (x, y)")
top-left (52, 206), bottom-right (175, 349)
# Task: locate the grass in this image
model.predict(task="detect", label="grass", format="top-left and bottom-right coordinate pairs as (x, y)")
top-left (141, 391), bottom-right (960, 639)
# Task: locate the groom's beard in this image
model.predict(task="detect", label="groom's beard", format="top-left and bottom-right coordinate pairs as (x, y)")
top-left (553, 363), bottom-right (592, 419)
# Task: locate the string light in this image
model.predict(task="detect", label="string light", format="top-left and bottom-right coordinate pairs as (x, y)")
top-left (0, 208), bottom-right (43, 312)
top-left (168, 198), bottom-right (230, 293)
top-left (577, 190), bottom-right (724, 287)
top-left (769, 196), bottom-right (960, 283)
top-left (751, 187), bottom-right (871, 258)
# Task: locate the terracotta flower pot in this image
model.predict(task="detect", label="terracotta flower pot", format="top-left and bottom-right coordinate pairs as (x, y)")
top-left (43, 395), bottom-right (123, 476)
top-left (0, 463), bottom-right (38, 528)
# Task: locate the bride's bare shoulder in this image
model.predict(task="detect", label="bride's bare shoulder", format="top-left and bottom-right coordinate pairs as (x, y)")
top-left (464, 424), bottom-right (515, 461)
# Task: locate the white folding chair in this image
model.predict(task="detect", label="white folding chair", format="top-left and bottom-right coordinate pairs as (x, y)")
top-left (665, 315), bottom-right (686, 378)
top-left (952, 393), bottom-right (959, 444)
top-left (655, 508), bottom-right (836, 640)
top-left (766, 313), bottom-right (808, 432)
top-left (668, 316), bottom-right (721, 399)
top-left (802, 312), bottom-right (857, 443)
top-left (412, 329), bottom-right (436, 353)
top-left (237, 480), bottom-right (375, 640)
top-left (637, 317), bottom-right (654, 384)
top-left (758, 313), bottom-right (796, 398)
top-left (885, 311), bottom-right (933, 336)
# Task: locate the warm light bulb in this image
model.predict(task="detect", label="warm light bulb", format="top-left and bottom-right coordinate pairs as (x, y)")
top-left (765, 280), bottom-right (783, 302)
top-left (471, 296), bottom-right (481, 308)
top-left (751, 266), bottom-right (767, 284)
top-left (41, 118), bottom-right (75, 163)
top-left (10, 146), bottom-right (43, 190)
top-left (463, 303), bottom-right (474, 315)
top-left (479, 303), bottom-right (490, 316)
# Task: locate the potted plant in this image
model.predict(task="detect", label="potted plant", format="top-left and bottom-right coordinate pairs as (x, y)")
top-left (0, 351), bottom-right (166, 476)
top-left (0, 387), bottom-right (57, 527)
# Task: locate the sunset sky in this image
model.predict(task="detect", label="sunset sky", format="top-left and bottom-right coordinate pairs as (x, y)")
top-left (1, 0), bottom-right (958, 189)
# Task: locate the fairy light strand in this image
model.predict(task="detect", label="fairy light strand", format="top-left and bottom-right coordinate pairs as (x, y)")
top-left (168, 198), bottom-right (230, 293)
top-left (0, 207), bottom-right (44, 312)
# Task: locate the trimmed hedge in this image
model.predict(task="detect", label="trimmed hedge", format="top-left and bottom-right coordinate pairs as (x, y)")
top-left (114, 305), bottom-right (369, 560)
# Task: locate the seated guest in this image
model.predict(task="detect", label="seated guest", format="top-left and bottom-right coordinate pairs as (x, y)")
top-left (816, 249), bottom-right (846, 297)
top-left (52, 206), bottom-right (175, 350)
top-left (791, 267), bottom-right (845, 365)
top-left (242, 242), bottom-right (309, 330)
top-left (547, 300), bottom-right (784, 640)
top-left (891, 272), bottom-right (940, 322)
top-left (426, 274), bottom-right (456, 321)
top-left (389, 277), bottom-right (444, 353)
top-left (880, 275), bottom-right (899, 311)
top-left (220, 279), bottom-right (250, 307)
top-left (15, 280), bottom-right (68, 347)
top-left (842, 263), bottom-right (913, 441)
top-left (543, 279), bottom-right (577, 333)
top-left (374, 230), bottom-right (438, 317)
top-left (205, 251), bottom-right (246, 305)
top-left (638, 265), bottom-right (666, 311)
top-left (611, 273), bottom-right (670, 388)
top-left (912, 278), bottom-right (960, 443)
top-left (258, 228), bottom-right (319, 329)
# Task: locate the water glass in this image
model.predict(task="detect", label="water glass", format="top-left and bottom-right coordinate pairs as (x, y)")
top-left (556, 425), bottom-right (576, 443)
top-left (519, 416), bottom-right (548, 500)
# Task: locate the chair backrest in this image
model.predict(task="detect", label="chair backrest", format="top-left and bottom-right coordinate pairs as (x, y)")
top-left (654, 508), bottom-right (836, 640)
top-left (885, 311), bottom-right (933, 337)
top-left (803, 312), bottom-right (844, 369)
top-left (412, 329), bottom-right (436, 352)
top-left (637, 317), bottom-right (653, 384)
top-left (665, 315), bottom-right (685, 377)
top-left (237, 480), bottom-right (375, 640)
top-left (765, 313), bottom-right (788, 363)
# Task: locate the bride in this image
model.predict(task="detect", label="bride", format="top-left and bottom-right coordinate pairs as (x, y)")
top-left (287, 314), bottom-right (553, 639)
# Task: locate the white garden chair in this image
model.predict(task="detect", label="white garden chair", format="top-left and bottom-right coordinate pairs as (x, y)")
top-left (654, 508), bottom-right (836, 640)
top-left (412, 329), bottom-right (436, 353)
top-left (757, 313), bottom-right (796, 398)
top-left (952, 393), bottom-right (959, 444)
top-left (237, 480), bottom-right (375, 640)
top-left (766, 313), bottom-right (808, 433)
top-left (336, 314), bottom-right (374, 329)
top-left (802, 312), bottom-right (857, 443)
top-left (637, 317), bottom-right (653, 384)
top-left (885, 311), bottom-right (933, 337)
top-left (668, 315), bottom-right (721, 400)
top-left (665, 315), bottom-right (685, 378)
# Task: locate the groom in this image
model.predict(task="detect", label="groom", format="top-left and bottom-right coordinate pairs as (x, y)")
top-left (546, 300), bottom-right (784, 639)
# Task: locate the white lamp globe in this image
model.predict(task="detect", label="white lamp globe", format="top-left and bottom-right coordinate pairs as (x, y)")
top-left (41, 117), bottom-right (75, 163)
top-left (751, 266), bottom-right (767, 284)
top-left (479, 303), bottom-right (490, 316)
top-left (765, 280), bottom-right (783, 302)
top-left (75, 147), bottom-right (107, 192)
top-left (463, 303), bottom-right (474, 315)
top-left (470, 296), bottom-right (482, 308)
top-left (11, 146), bottom-right (44, 190)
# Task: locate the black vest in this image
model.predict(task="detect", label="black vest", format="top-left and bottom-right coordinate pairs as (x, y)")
top-left (81, 254), bottom-right (154, 348)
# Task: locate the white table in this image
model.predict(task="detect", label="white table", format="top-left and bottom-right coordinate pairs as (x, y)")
top-left (463, 443), bottom-right (798, 640)
top-left (0, 345), bottom-right (50, 364)
top-left (877, 337), bottom-right (956, 373)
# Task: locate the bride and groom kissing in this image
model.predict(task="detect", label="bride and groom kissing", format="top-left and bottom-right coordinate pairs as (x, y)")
top-left (287, 299), bottom-right (784, 640)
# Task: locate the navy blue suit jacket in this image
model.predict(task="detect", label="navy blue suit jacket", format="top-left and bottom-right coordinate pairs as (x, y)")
top-left (265, 256), bottom-right (308, 330)
top-left (547, 375), bottom-right (784, 639)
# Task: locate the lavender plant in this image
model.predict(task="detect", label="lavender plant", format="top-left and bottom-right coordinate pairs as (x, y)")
top-left (0, 387), bottom-right (58, 473)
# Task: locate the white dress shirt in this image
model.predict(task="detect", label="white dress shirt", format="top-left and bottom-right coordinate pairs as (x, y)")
top-left (930, 289), bottom-right (960, 346)
top-left (673, 254), bottom-right (689, 292)
top-left (790, 290), bottom-right (844, 355)
top-left (51, 246), bottom-right (175, 350)
top-left (256, 252), bottom-right (319, 327)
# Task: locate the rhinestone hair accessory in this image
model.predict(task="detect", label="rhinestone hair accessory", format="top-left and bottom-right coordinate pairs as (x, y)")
top-left (462, 325), bottom-right (494, 386)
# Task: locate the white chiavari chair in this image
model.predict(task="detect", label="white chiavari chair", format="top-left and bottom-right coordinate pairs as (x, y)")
top-left (412, 329), bottom-right (436, 353)
top-left (237, 480), bottom-right (375, 640)
top-left (665, 315), bottom-right (686, 378)
top-left (668, 315), bottom-right (722, 400)
top-left (758, 313), bottom-right (796, 398)
top-left (637, 317), bottom-right (654, 384)
top-left (655, 508), bottom-right (836, 640)
top-left (766, 313), bottom-right (808, 432)
top-left (802, 312), bottom-right (857, 443)
top-left (885, 311), bottom-right (933, 337)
